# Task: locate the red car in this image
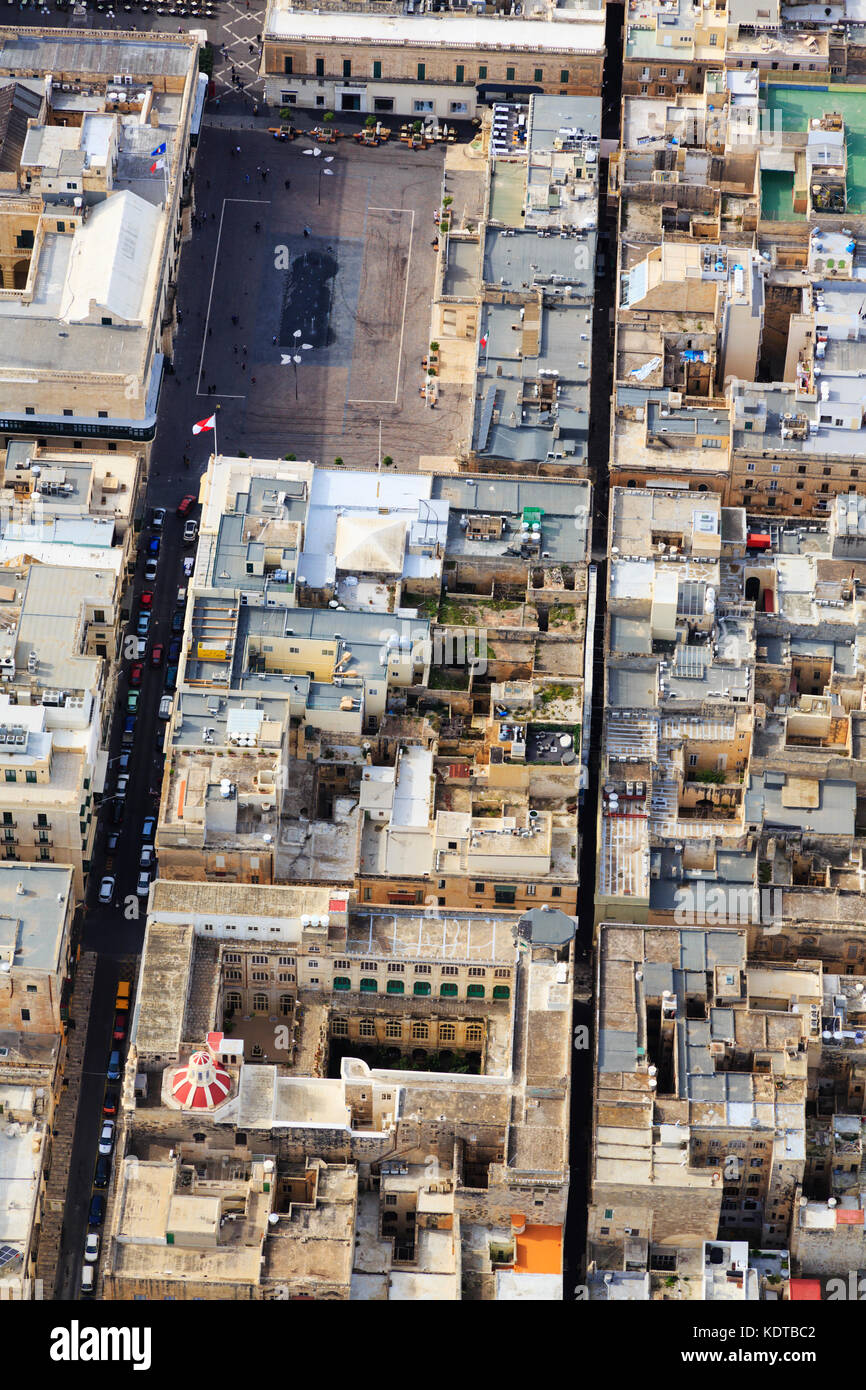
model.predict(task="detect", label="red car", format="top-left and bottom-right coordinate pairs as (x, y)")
top-left (177, 494), bottom-right (196, 518)
top-left (103, 1089), bottom-right (118, 1116)
top-left (150, 642), bottom-right (164, 668)
top-left (140, 590), bottom-right (154, 609)
top-left (113, 1011), bottom-right (128, 1042)
top-left (129, 662), bottom-right (143, 687)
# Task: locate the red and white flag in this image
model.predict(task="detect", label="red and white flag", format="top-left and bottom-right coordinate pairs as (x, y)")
top-left (480, 334), bottom-right (488, 349)
top-left (192, 414), bottom-right (216, 435)
top-left (150, 158), bottom-right (166, 173)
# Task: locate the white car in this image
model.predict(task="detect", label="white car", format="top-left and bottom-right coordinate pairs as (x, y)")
top-left (182, 555), bottom-right (194, 578)
top-left (135, 637), bottom-right (147, 659)
top-left (136, 870), bottom-right (151, 898)
top-left (84, 1233), bottom-right (100, 1264)
top-left (139, 846), bottom-right (155, 871)
top-left (144, 558), bottom-right (158, 583)
top-left (98, 1121), bottom-right (115, 1156)
top-left (116, 773), bottom-right (129, 795)
top-left (98, 876), bottom-right (115, 904)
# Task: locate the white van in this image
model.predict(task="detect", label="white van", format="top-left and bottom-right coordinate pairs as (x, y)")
top-left (81, 1264), bottom-right (95, 1296)
top-left (158, 694), bottom-right (173, 721)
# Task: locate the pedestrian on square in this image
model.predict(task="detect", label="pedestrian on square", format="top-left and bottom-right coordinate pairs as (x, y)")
top-left (284, 179), bottom-right (291, 190)
top-left (272, 335), bottom-right (277, 345)
top-left (242, 345), bottom-right (247, 355)
top-left (244, 173), bottom-right (250, 184)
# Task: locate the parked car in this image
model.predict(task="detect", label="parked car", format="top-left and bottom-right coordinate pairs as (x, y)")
top-left (136, 611), bottom-right (150, 638)
top-left (158, 694), bottom-right (173, 721)
top-left (116, 773), bottom-right (129, 795)
top-left (150, 642), bottom-right (164, 668)
top-left (103, 1090), bottom-right (118, 1116)
top-left (126, 690), bottom-right (139, 714)
top-left (81, 1265), bottom-right (95, 1297)
top-left (147, 535), bottom-right (161, 556)
top-left (98, 1121), bottom-right (115, 1156)
top-left (129, 662), bottom-right (143, 687)
top-left (141, 816), bottom-right (156, 843)
top-left (113, 1012), bottom-right (127, 1042)
top-left (144, 558), bottom-right (158, 583)
top-left (182, 556), bottom-right (194, 578)
top-left (175, 587), bottom-right (187, 608)
top-left (94, 1154), bottom-right (111, 1188)
top-left (117, 752), bottom-right (131, 774)
top-left (165, 663), bottom-right (178, 692)
top-left (106, 1051), bottom-right (121, 1081)
top-left (139, 846), bottom-right (155, 871)
top-left (183, 519), bottom-right (198, 543)
top-left (110, 797), bottom-right (126, 826)
top-left (168, 638), bottom-right (181, 662)
top-left (98, 876), bottom-right (115, 904)
top-left (84, 1233), bottom-right (100, 1264)
top-left (135, 637), bottom-right (147, 659)
top-left (106, 832), bottom-right (120, 855)
top-left (136, 869), bottom-right (151, 898)
top-left (177, 494), bottom-right (196, 518)
top-left (88, 1195), bottom-right (106, 1227)
top-left (122, 715), bottom-right (136, 745)
top-left (151, 507), bottom-right (166, 531)
top-left (170, 610), bottom-right (184, 634)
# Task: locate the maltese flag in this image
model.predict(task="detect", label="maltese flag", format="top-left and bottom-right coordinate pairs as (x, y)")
top-left (192, 414), bottom-right (216, 435)
top-left (480, 333), bottom-right (488, 349)
top-left (150, 158), bottom-right (166, 173)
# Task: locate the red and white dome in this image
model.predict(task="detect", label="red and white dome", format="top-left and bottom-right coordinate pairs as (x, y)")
top-left (171, 1045), bottom-right (232, 1110)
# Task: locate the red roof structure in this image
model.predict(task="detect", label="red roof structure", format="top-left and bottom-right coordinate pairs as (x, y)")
top-left (171, 1044), bottom-right (232, 1110)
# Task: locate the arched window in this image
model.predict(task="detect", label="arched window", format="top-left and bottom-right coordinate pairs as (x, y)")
top-left (252, 992), bottom-right (268, 1013)
top-left (467, 983), bottom-right (485, 999)
top-left (333, 976), bottom-right (351, 991)
top-left (386, 979), bottom-right (404, 995)
top-left (411, 1022), bottom-right (428, 1040)
top-left (225, 991), bottom-right (242, 1013)
top-left (331, 1017), bottom-right (349, 1036)
top-left (440, 982), bottom-right (458, 997)
top-left (492, 984), bottom-right (510, 1001)
top-left (279, 994), bottom-right (293, 1016)
top-left (359, 1019), bottom-right (376, 1037)
top-left (465, 1023), bottom-right (484, 1044)
top-left (413, 980), bottom-right (431, 996)
top-left (360, 978), bottom-right (377, 993)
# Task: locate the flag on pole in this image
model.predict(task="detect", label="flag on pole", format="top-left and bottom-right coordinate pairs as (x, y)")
top-left (150, 158), bottom-right (166, 173)
top-left (192, 415), bottom-right (216, 435)
top-left (150, 142), bottom-right (167, 157)
top-left (480, 334), bottom-right (488, 348)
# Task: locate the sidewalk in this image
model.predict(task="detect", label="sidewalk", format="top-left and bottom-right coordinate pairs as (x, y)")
top-left (36, 950), bottom-right (97, 1300)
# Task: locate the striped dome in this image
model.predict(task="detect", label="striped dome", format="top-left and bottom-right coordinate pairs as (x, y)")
top-left (171, 1045), bottom-right (231, 1110)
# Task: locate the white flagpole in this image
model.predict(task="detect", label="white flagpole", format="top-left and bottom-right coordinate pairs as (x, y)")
top-left (212, 413), bottom-right (218, 463)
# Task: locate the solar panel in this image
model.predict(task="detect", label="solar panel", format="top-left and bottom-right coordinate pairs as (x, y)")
top-left (0, 1244), bottom-right (20, 1267)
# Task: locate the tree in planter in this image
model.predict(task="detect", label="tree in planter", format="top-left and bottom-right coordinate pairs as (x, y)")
top-left (365, 114), bottom-right (377, 129)
top-left (429, 341), bottom-right (440, 355)
top-left (381, 454), bottom-right (393, 467)
top-left (442, 195), bottom-right (453, 209)
top-left (412, 120), bottom-right (423, 133)
top-left (279, 107), bottom-right (293, 121)
top-left (284, 453), bottom-right (296, 460)
top-left (323, 110), bottom-right (335, 123)
top-left (334, 455), bottom-right (344, 465)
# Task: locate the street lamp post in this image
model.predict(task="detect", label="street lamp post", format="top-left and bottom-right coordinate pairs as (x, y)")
top-left (281, 329), bottom-right (313, 400)
top-left (302, 146), bottom-right (335, 205)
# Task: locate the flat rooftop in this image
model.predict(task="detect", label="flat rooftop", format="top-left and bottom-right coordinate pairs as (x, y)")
top-left (0, 863), bottom-right (72, 974)
top-left (264, 9), bottom-right (606, 51)
top-left (345, 909), bottom-right (517, 964)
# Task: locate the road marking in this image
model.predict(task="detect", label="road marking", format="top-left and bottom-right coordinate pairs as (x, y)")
top-left (346, 207), bottom-right (415, 407)
top-left (198, 198), bottom-right (271, 398)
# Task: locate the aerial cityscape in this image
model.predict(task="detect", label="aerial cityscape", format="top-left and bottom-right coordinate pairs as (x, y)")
top-left (0, 0), bottom-right (864, 1328)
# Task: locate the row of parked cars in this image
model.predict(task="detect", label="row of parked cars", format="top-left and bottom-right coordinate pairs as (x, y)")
top-left (81, 980), bottom-right (131, 1293)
